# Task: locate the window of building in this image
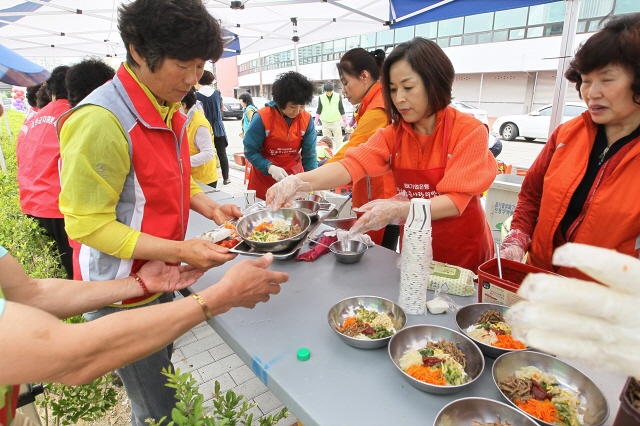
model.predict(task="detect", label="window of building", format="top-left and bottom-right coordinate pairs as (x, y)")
top-left (415, 21), bottom-right (437, 39)
top-left (463, 34), bottom-right (477, 45)
top-left (323, 41), bottom-right (334, 55)
top-left (614, 0), bottom-right (640, 15)
top-left (377, 29), bottom-right (394, 46)
top-left (509, 28), bottom-right (525, 40)
top-left (449, 36), bottom-right (462, 46)
top-left (580, 0), bottom-right (613, 19)
top-left (361, 32), bottom-right (376, 48)
top-left (528, 1), bottom-right (565, 26)
top-left (334, 38), bottom-right (346, 52)
top-left (576, 20), bottom-right (587, 33)
top-left (464, 12), bottom-right (494, 34)
top-left (395, 26), bottom-right (414, 43)
top-left (311, 43), bottom-right (322, 56)
top-left (587, 19), bottom-right (604, 32)
top-left (438, 17), bottom-right (463, 37)
top-left (544, 22), bottom-right (564, 36)
top-left (527, 26), bottom-right (544, 38)
top-left (477, 32), bottom-right (492, 44)
top-left (492, 30), bottom-right (508, 42)
top-left (346, 36), bottom-right (359, 50)
top-left (494, 7), bottom-right (528, 30)
top-left (436, 37), bottom-right (450, 48)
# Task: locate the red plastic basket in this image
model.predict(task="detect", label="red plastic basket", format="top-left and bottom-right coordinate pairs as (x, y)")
top-left (477, 258), bottom-right (554, 306)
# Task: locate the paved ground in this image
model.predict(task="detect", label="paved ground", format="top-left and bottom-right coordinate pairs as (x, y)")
top-left (173, 118), bottom-right (544, 425)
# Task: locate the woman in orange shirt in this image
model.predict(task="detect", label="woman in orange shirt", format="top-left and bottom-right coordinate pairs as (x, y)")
top-left (328, 48), bottom-right (399, 249)
top-left (267, 37), bottom-right (497, 272)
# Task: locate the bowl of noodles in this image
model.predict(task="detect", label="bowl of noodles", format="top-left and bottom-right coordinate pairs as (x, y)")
top-left (327, 296), bottom-right (407, 349)
top-left (433, 397), bottom-right (539, 426)
top-left (236, 208), bottom-right (311, 252)
top-left (388, 324), bottom-right (485, 395)
top-left (493, 351), bottom-right (609, 426)
top-left (456, 303), bottom-right (528, 358)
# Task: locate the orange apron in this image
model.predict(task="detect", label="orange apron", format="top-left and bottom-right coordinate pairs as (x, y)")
top-left (391, 109), bottom-right (493, 272)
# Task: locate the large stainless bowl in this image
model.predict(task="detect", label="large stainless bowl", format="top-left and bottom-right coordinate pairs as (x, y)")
top-left (327, 296), bottom-right (407, 349)
top-left (236, 208), bottom-right (311, 252)
top-left (433, 397), bottom-right (539, 426)
top-left (455, 303), bottom-right (528, 358)
top-left (492, 351), bottom-right (609, 426)
top-left (388, 324), bottom-right (485, 395)
top-left (291, 200), bottom-right (320, 219)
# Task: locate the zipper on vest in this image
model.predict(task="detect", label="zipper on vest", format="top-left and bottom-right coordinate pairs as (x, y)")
top-left (179, 158), bottom-right (184, 174)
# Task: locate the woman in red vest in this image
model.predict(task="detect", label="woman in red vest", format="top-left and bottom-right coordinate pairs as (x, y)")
top-left (267, 38), bottom-right (497, 272)
top-left (243, 71), bottom-right (318, 201)
top-left (501, 14), bottom-right (640, 279)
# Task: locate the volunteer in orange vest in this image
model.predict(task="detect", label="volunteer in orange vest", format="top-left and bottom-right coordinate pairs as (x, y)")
top-left (267, 38), bottom-right (497, 272)
top-left (501, 14), bottom-right (640, 280)
top-left (16, 66), bottom-right (73, 278)
top-left (327, 47), bottom-right (399, 250)
top-left (243, 71), bottom-right (317, 201)
top-left (182, 88), bottom-right (219, 188)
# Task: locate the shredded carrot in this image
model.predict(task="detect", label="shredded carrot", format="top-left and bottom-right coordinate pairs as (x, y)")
top-left (516, 399), bottom-right (560, 423)
top-left (340, 317), bottom-right (357, 331)
top-left (494, 333), bottom-right (527, 350)
top-left (254, 222), bottom-right (272, 232)
top-left (406, 365), bottom-right (447, 386)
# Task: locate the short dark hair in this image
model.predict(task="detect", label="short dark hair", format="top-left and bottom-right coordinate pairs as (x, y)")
top-left (565, 13), bottom-right (640, 105)
top-left (239, 92), bottom-right (254, 107)
top-left (36, 84), bottom-right (51, 109)
top-left (199, 70), bottom-right (215, 86)
top-left (381, 38), bottom-right (454, 122)
top-left (272, 71), bottom-right (314, 108)
top-left (118, 0), bottom-right (224, 72)
top-left (182, 87), bottom-right (197, 110)
top-left (65, 58), bottom-right (115, 108)
top-left (26, 84), bottom-right (41, 108)
top-left (46, 65), bottom-right (69, 100)
top-left (337, 48), bottom-right (385, 81)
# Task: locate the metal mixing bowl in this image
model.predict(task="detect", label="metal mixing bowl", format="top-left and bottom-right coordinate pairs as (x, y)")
top-left (291, 200), bottom-right (320, 219)
top-left (236, 208), bottom-right (311, 252)
top-left (456, 303), bottom-right (528, 358)
top-left (327, 296), bottom-right (407, 349)
top-left (388, 324), bottom-right (485, 395)
top-left (492, 351), bottom-right (609, 426)
top-left (329, 240), bottom-right (367, 264)
top-left (433, 397), bottom-right (539, 426)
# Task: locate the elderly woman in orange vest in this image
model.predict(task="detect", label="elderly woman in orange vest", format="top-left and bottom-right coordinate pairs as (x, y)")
top-left (243, 71), bottom-right (317, 201)
top-left (501, 14), bottom-right (640, 279)
top-left (267, 38), bottom-right (497, 272)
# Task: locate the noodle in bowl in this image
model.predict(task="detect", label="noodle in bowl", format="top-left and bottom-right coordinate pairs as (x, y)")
top-left (236, 208), bottom-right (311, 252)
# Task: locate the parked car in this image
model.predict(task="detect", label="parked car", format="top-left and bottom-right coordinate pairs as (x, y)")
top-left (252, 96), bottom-right (270, 108)
top-left (492, 102), bottom-right (587, 141)
top-left (450, 101), bottom-right (489, 126)
top-left (221, 96), bottom-right (243, 120)
top-left (305, 95), bottom-right (354, 135)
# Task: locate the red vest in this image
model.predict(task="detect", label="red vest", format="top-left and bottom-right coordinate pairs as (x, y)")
top-left (17, 99), bottom-right (70, 218)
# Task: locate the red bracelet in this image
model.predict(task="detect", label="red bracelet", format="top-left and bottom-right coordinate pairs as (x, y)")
top-left (130, 272), bottom-right (151, 298)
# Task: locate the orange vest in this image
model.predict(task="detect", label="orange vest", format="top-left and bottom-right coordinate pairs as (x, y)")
top-left (529, 113), bottom-right (640, 278)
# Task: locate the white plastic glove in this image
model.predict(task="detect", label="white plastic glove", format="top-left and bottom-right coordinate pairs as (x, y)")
top-left (350, 195), bottom-right (411, 235)
top-left (506, 243), bottom-right (640, 378)
top-left (268, 165), bottom-right (288, 182)
top-left (500, 229), bottom-right (531, 262)
top-left (265, 175), bottom-right (312, 212)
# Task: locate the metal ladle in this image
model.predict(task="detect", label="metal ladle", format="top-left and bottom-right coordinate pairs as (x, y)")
top-left (326, 193), bottom-right (352, 219)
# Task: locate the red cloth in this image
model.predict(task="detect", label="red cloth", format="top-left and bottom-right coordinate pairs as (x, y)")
top-left (295, 234), bottom-right (337, 262)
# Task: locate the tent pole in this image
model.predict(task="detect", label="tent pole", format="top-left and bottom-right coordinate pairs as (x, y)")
top-left (0, 113), bottom-right (10, 172)
top-left (548, 0), bottom-right (581, 138)
top-left (477, 73), bottom-right (484, 109)
top-left (291, 17), bottom-right (300, 73)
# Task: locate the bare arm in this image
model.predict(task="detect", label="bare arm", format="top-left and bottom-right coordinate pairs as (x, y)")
top-left (294, 162), bottom-right (352, 191)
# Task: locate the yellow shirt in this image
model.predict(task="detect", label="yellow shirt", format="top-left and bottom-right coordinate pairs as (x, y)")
top-left (59, 63), bottom-right (202, 259)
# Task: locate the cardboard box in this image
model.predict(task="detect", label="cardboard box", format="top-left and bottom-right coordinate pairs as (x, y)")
top-left (485, 174), bottom-right (524, 244)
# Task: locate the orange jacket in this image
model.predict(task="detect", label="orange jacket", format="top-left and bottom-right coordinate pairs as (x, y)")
top-left (341, 106), bottom-right (496, 214)
top-left (328, 82), bottom-right (396, 207)
top-left (515, 113), bottom-right (640, 278)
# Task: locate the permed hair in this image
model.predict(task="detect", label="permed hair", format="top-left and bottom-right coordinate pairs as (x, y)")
top-left (36, 84), bottom-right (51, 109)
top-left (271, 71), bottom-right (315, 108)
top-left (65, 58), bottom-right (115, 107)
top-left (565, 13), bottom-right (640, 104)
top-left (26, 84), bottom-right (41, 108)
top-left (46, 65), bottom-right (70, 100)
top-left (118, 0), bottom-right (224, 72)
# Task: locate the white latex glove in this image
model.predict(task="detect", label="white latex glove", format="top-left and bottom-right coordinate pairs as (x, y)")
top-left (265, 175), bottom-right (312, 212)
top-left (268, 165), bottom-right (288, 182)
top-left (506, 243), bottom-right (640, 378)
top-left (500, 229), bottom-right (531, 262)
top-left (350, 196), bottom-right (410, 235)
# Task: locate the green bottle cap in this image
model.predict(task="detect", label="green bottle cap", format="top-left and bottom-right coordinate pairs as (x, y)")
top-left (297, 348), bottom-right (311, 361)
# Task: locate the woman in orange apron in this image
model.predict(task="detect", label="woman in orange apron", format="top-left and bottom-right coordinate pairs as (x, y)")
top-left (266, 38), bottom-right (497, 272)
top-left (243, 71), bottom-right (318, 201)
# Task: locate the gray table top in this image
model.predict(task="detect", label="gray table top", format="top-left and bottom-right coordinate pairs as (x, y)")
top-left (186, 209), bottom-right (624, 426)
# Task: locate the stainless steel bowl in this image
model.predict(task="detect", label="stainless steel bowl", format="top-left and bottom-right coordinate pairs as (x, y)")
top-left (291, 200), bottom-right (320, 219)
top-left (492, 351), bottom-right (609, 426)
top-left (388, 324), bottom-right (485, 395)
top-left (433, 397), bottom-right (539, 426)
top-left (455, 303), bottom-right (528, 358)
top-left (329, 240), bottom-right (367, 264)
top-left (306, 193), bottom-right (324, 203)
top-left (236, 208), bottom-right (311, 252)
top-left (324, 211), bottom-right (358, 231)
top-left (327, 296), bottom-right (407, 349)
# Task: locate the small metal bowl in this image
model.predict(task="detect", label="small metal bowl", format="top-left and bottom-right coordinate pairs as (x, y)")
top-left (306, 193), bottom-right (324, 203)
top-left (327, 296), bottom-right (407, 349)
top-left (329, 240), bottom-right (367, 264)
top-left (493, 351), bottom-right (609, 426)
top-left (236, 208), bottom-right (311, 252)
top-left (291, 200), bottom-right (320, 219)
top-left (388, 324), bottom-right (485, 395)
top-left (456, 303), bottom-right (528, 358)
top-left (433, 397), bottom-right (539, 426)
